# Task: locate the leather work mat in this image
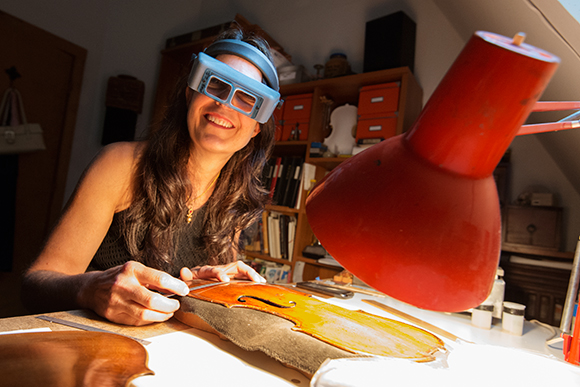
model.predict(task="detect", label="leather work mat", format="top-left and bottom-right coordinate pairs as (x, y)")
top-left (175, 296), bottom-right (361, 376)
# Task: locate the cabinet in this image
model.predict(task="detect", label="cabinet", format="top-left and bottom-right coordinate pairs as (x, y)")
top-left (502, 205), bottom-right (563, 251)
top-left (244, 67), bottom-right (423, 281)
top-left (500, 245), bottom-right (573, 326)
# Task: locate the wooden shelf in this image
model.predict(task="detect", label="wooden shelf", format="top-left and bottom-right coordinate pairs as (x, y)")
top-left (265, 204), bottom-right (299, 215)
top-left (297, 256), bottom-right (343, 270)
top-left (272, 140), bottom-right (309, 147)
top-left (501, 244), bottom-right (574, 260)
top-left (307, 156), bottom-right (352, 170)
top-left (244, 250), bottom-right (293, 266)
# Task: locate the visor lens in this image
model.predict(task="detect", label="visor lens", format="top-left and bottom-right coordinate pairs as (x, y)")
top-left (202, 73), bottom-right (261, 117)
top-left (206, 76), bottom-right (232, 101)
top-left (231, 89), bottom-right (257, 113)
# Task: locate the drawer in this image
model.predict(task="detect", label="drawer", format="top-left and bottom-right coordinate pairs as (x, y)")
top-left (358, 82), bottom-right (400, 115)
top-left (282, 121), bottom-right (309, 141)
top-left (282, 93), bottom-right (313, 121)
top-left (502, 205), bottom-right (562, 251)
top-left (355, 114), bottom-right (397, 142)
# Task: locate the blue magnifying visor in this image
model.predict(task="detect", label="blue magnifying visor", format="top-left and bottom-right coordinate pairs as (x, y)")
top-left (188, 52), bottom-right (280, 124)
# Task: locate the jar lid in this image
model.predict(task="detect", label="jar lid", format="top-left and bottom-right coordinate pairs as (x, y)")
top-left (503, 302), bottom-right (526, 316)
top-left (475, 303), bottom-right (494, 312)
top-left (330, 53), bottom-right (347, 59)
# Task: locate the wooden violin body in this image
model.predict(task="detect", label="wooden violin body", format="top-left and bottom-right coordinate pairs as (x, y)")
top-left (180, 280), bottom-right (444, 361)
top-left (0, 331), bottom-right (152, 387)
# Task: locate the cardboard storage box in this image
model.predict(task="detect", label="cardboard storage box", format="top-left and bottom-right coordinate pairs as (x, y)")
top-left (282, 93), bottom-right (313, 121)
top-left (358, 82), bottom-right (400, 115)
top-left (279, 93), bottom-right (312, 141)
top-left (278, 65), bottom-right (309, 85)
top-left (282, 122), bottom-right (310, 141)
top-left (355, 113), bottom-right (398, 142)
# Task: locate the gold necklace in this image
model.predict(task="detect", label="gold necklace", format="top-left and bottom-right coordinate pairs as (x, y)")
top-left (186, 171), bottom-right (220, 223)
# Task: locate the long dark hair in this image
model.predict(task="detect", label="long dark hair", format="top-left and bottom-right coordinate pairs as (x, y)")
top-left (123, 27), bottom-right (276, 269)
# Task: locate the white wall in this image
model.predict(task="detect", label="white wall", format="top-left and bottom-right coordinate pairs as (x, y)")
top-left (510, 136), bottom-right (580, 251)
top-left (1, 0), bottom-right (462, 196)
top-left (3, 0), bottom-right (578, 250)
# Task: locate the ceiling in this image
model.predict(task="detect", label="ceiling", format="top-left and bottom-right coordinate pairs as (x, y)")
top-left (432, 0), bottom-right (580, 195)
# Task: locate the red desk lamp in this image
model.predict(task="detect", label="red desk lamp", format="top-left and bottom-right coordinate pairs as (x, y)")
top-left (306, 31), bottom-right (564, 312)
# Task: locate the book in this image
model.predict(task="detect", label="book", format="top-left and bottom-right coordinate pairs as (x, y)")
top-left (282, 157), bottom-right (303, 207)
top-left (279, 215), bottom-right (288, 259)
top-left (268, 157), bottom-right (282, 199)
top-left (273, 157), bottom-right (290, 205)
top-left (262, 158), bottom-right (275, 194)
top-left (267, 212), bottom-right (281, 258)
top-left (290, 160), bottom-right (304, 208)
top-left (287, 216), bottom-right (297, 261)
top-left (272, 213), bottom-right (281, 259)
top-left (295, 162), bottom-right (316, 210)
top-left (261, 211), bottom-right (269, 255)
top-left (357, 138), bottom-right (383, 145)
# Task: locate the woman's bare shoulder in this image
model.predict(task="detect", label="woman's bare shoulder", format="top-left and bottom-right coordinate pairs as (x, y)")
top-left (75, 141), bottom-right (147, 211)
top-left (88, 141), bottom-right (147, 178)
top-left (97, 141), bottom-right (144, 165)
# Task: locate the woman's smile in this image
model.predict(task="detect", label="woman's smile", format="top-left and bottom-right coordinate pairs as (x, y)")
top-left (205, 112), bottom-right (234, 129)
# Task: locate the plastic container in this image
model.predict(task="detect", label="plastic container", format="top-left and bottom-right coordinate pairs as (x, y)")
top-left (502, 302), bottom-right (526, 335)
top-left (472, 302), bottom-right (494, 329)
top-left (483, 267), bottom-right (505, 319)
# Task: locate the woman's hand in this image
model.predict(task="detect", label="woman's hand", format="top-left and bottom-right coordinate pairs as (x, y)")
top-left (79, 261), bottom-right (191, 326)
top-left (180, 261), bottom-right (266, 283)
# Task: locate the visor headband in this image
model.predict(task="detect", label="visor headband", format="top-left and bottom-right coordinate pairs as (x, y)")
top-left (204, 39), bottom-right (279, 92)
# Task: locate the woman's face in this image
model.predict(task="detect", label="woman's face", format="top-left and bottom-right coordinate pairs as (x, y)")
top-left (186, 54), bottom-right (262, 158)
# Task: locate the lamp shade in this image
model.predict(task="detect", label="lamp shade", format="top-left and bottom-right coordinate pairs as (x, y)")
top-left (305, 31), bottom-right (560, 312)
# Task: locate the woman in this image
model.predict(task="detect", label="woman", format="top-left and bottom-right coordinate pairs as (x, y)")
top-left (21, 28), bottom-right (281, 326)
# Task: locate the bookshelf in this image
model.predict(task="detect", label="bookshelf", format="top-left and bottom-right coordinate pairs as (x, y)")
top-left (245, 67), bottom-right (424, 281)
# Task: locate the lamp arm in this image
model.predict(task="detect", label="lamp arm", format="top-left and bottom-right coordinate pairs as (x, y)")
top-left (561, 237), bottom-right (580, 334)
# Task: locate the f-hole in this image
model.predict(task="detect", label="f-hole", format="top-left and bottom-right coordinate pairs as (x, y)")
top-left (237, 295), bottom-right (296, 308)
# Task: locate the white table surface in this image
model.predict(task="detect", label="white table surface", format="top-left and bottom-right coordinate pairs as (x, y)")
top-left (128, 290), bottom-right (580, 386)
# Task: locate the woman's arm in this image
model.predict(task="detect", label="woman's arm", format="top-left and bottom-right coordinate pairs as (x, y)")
top-left (21, 142), bottom-right (189, 325)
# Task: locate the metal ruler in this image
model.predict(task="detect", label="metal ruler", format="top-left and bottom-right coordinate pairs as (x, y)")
top-left (36, 315), bottom-right (151, 345)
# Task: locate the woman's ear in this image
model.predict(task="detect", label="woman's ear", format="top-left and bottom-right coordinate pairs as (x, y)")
top-left (251, 124), bottom-right (261, 138)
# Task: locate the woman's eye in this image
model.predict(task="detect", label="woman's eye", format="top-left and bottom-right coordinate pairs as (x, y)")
top-left (233, 91), bottom-right (256, 112)
top-left (206, 78), bottom-right (231, 100)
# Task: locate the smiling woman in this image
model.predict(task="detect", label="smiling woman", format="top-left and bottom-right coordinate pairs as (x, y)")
top-left (21, 27), bottom-right (280, 326)
top-left (185, 54), bottom-right (264, 158)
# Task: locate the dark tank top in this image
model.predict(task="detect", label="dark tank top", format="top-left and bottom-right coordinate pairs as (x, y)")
top-left (90, 204), bottom-right (209, 277)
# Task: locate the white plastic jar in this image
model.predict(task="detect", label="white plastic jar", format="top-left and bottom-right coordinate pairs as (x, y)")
top-left (472, 302), bottom-right (494, 329)
top-left (502, 302), bottom-right (526, 335)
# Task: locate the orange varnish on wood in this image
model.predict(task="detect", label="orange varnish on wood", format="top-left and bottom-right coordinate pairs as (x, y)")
top-left (186, 280), bottom-right (445, 361)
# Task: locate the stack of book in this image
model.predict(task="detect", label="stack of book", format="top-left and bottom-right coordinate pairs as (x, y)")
top-left (263, 157), bottom-right (317, 210)
top-left (246, 211), bottom-right (297, 261)
top-left (263, 156), bottom-right (304, 208)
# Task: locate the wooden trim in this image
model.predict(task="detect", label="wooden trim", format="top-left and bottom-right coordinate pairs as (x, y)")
top-left (48, 41), bottom-right (87, 230)
top-left (501, 244), bottom-right (574, 260)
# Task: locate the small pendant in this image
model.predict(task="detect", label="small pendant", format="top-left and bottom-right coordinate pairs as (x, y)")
top-left (186, 208), bottom-right (193, 223)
